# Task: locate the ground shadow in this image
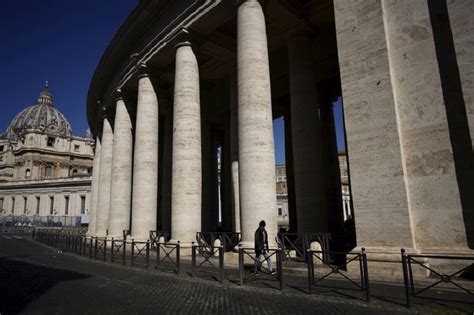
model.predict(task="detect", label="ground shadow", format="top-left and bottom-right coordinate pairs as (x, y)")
top-left (0, 257), bottom-right (90, 314)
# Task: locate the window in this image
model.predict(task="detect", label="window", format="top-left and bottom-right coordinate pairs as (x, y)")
top-left (72, 169), bottom-right (78, 175)
top-left (45, 166), bottom-right (53, 178)
top-left (80, 196), bottom-right (86, 214)
top-left (0, 198), bottom-right (3, 212)
top-left (47, 137), bottom-right (55, 147)
top-left (278, 207), bottom-right (282, 216)
top-left (0, 145), bottom-right (4, 151)
top-left (64, 196), bottom-right (70, 215)
top-left (36, 196), bottom-right (40, 214)
top-left (49, 196), bottom-right (54, 215)
top-left (25, 169), bottom-right (31, 178)
top-left (0, 156), bottom-right (3, 162)
top-left (12, 197), bottom-right (15, 213)
top-left (23, 196), bottom-right (27, 214)
top-left (74, 144), bottom-right (80, 152)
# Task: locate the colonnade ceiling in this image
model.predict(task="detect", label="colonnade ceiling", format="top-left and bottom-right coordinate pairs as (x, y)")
top-left (90, 0), bottom-right (340, 132)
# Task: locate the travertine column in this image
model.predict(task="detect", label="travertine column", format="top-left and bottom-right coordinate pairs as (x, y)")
top-left (171, 36), bottom-right (202, 245)
top-left (95, 115), bottom-right (114, 237)
top-left (230, 75), bottom-right (241, 233)
top-left (131, 71), bottom-right (159, 240)
top-left (108, 96), bottom-right (133, 238)
top-left (86, 136), bottom-right (101, 236)
top-left (288, 29), bottom-right (328, 233)
top-left (238, 0), bottom-right (277, 247)
top-left (383, 0), bottom-right (469, 251)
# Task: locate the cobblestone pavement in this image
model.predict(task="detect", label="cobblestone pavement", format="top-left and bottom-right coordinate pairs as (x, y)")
top-left (0, 234), bottom-right (472, 315)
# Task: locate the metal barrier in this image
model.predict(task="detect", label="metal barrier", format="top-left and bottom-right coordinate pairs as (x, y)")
top-left (307, 248), bottom-right (369, 301)
top-left (196, 232), bottom-right (241, 252)
top-left (238, 246), bottom-right (284, 290)
top-left (150, 230), bottom-right (171, 248)
top-left (401, 249), bottom-right (474, 308)
top-left (131, 240), bottom-right (150, 268)
top-left (155, 241), bottom-right (180, 274)
top-left (94, 237), bottom-right (108, 261)
top-left (277, 233), bottom-right (331, 262)
top-left (191, 242), bottom-right (224, 282)
top-left (111, 238), bottom-right (127, 264)
top-left (83, 237), bottom-right (94, 258)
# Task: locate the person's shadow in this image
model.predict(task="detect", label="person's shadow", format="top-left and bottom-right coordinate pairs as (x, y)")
top-left (0, 257), bottom-right (90, 314)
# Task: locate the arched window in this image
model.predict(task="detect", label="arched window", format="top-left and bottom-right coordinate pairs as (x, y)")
top-left (25, 169), bottom-right (31, 178)
top-left (45, 166), bottom-right (53, 178)
top-left (72, 169), bottom-right (78, 175)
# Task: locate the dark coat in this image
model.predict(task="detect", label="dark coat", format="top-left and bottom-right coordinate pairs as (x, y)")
top-left (254, 228), bottom-right (268, 253)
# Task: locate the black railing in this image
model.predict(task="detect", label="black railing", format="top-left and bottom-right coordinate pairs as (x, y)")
top-left (238, 246), bottom-right (284, 290)
top-left (150, 230), bottom-right (171, 248)
top-left (94, 237), bottom-right (108, 261)
top-left (131, 240), bottom-right (150, 268)
top-left (191, 242), bottom-right (224, 282)
top-left (276, 233), bottom-right (331, 263)
top-left (196, 232), bottom-right (241, 252)
top-left (307, 248), bottom-right (369, 301)
top-left (401, 249), bottom-right (474, 308)
top-left (155, 241), bottom-right (180, 274)
top-left (111, 238), bottom-right (127, 264)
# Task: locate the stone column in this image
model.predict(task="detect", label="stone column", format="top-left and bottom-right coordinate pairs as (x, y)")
top-left (86, 136), bottom-right (101, 236)
top-left (131, 70), bottom-right (159, 240)
top-left (108, 95), bottom-right (133, 238)
top-left (238, 0), bottom-right (277, 247)
top-left (382, 0), bottom-right (469, 251)
top-left (95, 115), bottom-right (114, 237)
top-left (230, 75), bottom-right (241, 234)
top-left (288, 29), bottom-right (328, 233)
top-left (171, 34), bottom-right (202, 245)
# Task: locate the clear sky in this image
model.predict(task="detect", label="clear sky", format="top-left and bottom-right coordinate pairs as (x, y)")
top-left (0, 0), bottom-right (137, 137)
top-left (0, 1), bottom-right (345, 165)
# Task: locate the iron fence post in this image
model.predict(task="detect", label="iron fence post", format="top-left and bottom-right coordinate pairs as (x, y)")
top-left (103, 239), bottom-right (107, 261)
top-left (177, 241), bottom-right (181, 275)
top-left (156, 241), bottom-right (161, 269)
top-left (362, 248), bottom-right (370, 302)
top-left (278, 247), bottom-right (284, 290)
top-left (111, 238), bottom-right (115, 262)
top-left (146, 240), bottom-right (150, 268)
top-left (191, 242), bottom-right (196, 277)
top-left (131, 239), bottom-right (135, 266)
top-left (307, 249), bottom-right (313, 294)
top-left (401, 249), bottom-right (411, 308)
top-left (219, 245), bottom-right (224, 283)
top-left (239, 245), bottom-right (243, 286)
top-left (94, 238), bottom-right (98, 259)
top-left (123, 240), bottom-right (126, 265)
top-left (89, 238), bottom-right (93, 259)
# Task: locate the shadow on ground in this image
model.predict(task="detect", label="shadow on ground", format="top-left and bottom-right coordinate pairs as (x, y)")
top-left (0, 257), bottom-right (90, 314)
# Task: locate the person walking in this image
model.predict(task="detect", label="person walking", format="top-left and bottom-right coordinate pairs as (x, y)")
top-left (253, 220), bottom-right (275, 275)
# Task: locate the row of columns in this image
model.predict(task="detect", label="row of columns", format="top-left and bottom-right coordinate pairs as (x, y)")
top-left (87, 0), bottom-right (331, 246)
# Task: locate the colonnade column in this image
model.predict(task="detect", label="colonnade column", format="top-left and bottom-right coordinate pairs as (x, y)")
top-left (86, 136), bottom-right (101, 236)
top-left (288, 29), bottom-right (327, 233)
top-left (108, 95), bottom-right (133, 238)
top-left (230, 75), bottom-right (241, 234)
top-left (95, 115), bottom-right (114, 237)
top-left (171, 34), bottom-right (202, 245)
top-left (131, 68), bottom-right (159, 240)
top-left (237, 0), bottom-right (277, 246)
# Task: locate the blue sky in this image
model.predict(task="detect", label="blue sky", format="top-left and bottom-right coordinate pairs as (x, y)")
top-left (0, 1), bottom-right (345, 165)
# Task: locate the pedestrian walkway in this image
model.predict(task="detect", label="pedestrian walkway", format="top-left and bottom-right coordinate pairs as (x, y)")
top-left (1, 234), bottom-right (473, 314)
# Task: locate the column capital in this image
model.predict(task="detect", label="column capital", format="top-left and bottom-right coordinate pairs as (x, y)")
top-left (173, 28), bottom-right (198, 50)
top-left (136, 62), bottom-right (149, 79)
top-left (114, 88), bottom-right (124, 102)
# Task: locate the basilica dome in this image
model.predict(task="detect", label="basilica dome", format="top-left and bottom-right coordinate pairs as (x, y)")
top-left (2, 83), bottom-right (72, 141)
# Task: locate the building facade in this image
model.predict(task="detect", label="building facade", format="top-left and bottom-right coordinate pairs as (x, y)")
top-left (85, 0), bottom-right (473, 259)
top-left (0, 85), bottom-right (94, 222)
